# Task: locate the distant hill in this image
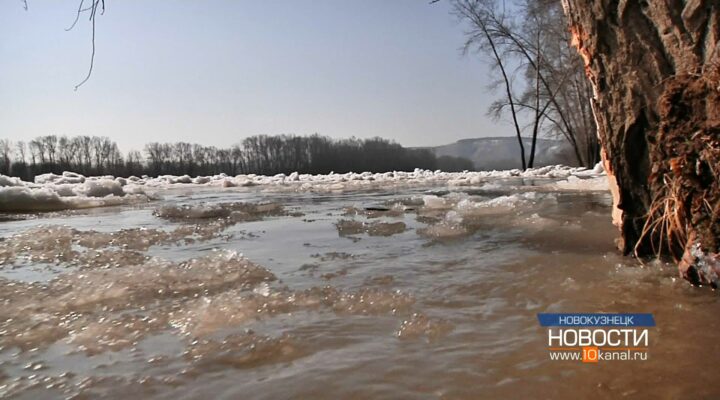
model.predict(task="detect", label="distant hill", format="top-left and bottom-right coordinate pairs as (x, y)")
top-left (427, 137), bottom-right (577, 171)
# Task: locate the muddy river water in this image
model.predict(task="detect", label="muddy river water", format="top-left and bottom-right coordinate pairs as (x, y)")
top-left (1, 177), bottom-right (719, 399)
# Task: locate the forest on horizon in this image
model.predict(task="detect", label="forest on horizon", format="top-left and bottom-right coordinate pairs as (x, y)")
top-left (0, 134), bottom-right (475, 180)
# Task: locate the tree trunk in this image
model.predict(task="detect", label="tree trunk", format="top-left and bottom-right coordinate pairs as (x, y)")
top-left (562, 0), bottom-right (720, 284)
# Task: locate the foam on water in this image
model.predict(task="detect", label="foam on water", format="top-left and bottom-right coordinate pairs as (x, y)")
top-left (396, 312), bottom-right (454, 341)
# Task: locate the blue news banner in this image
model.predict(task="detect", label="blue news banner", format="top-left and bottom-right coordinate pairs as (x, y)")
top-left (537, 313), bottom-right (656, 327)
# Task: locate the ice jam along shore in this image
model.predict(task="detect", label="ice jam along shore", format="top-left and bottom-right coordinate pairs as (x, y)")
top-left (0, 163), bottom-right (607, 212)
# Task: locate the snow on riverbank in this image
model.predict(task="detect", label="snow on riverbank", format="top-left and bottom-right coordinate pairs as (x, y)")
top-left (0, 163), bottom-right (607, 212)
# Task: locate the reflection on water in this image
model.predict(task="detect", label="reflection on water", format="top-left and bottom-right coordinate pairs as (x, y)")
top-left (0, 181), bottom-right (718, 399)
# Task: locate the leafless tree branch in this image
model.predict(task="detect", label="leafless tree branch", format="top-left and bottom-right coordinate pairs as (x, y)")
top-left (66, 0), bottom-right (104, 91)
top-left (65, 0), bottom-right (86, 31)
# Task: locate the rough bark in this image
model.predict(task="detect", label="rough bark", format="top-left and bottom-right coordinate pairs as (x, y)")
top-left (562, 0), bottom-right (720, 284)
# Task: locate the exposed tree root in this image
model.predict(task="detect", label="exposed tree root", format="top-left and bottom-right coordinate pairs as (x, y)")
top-left (639, 63), bottom-right (720, 286)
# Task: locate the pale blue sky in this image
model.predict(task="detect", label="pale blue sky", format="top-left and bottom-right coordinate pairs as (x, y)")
top-left (1, 0), bottom-right (507, 153)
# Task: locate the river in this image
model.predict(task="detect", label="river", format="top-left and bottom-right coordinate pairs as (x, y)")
top-left (1, 172), bottom-right (718, 399)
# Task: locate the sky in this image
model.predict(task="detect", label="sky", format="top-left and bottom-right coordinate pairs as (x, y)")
top-left (0, 0), bottom-right (509, 153)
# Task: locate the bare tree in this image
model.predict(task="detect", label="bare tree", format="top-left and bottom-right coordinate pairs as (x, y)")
top-left (15, 141), bottom-right (27, 164)
top-left (42, 135), bottom-right (58, 165)
top-left (0, 140), bottom-right (11, 175)
top-left (453, 0), bottom-right (598, 168)
top-left (454, 0), bottom-right (526, 170)
top-left (29, 140), bottom-right (42, 165)
top-left (64, 0), bottom-right (106, 90)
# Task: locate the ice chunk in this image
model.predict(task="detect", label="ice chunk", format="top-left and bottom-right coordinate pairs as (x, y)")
top-left (48, 183), bottom-right (77, 197)
top-left (418, 222), bottom-right (469, 239)
top-left (0, 186), bottom-right (66, 212)
top-left (335, 219), bottom-right (407, 237)
top-left (0, 175), bottom-right (24, 187)
top-left (175, 175), bottom-right (192, 184)
top-left (0, 185), bottom-right (148, 212)
top-left (552, 176), bottom-right (608, 191)
top-left (34, 172), bottom-right (61, 184)
top-left (153, 201), bottom-right (286, 222)
top-left (155, 204), bottom-right (232, 220)
top-left (422, 195), bottom-right (448, 209)
top-left (60, 171), bottom-right (86, 184)
top-left (74, 178), bottom-right (125, 197)
top-left (593, 162), bottom-right (605, 174)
